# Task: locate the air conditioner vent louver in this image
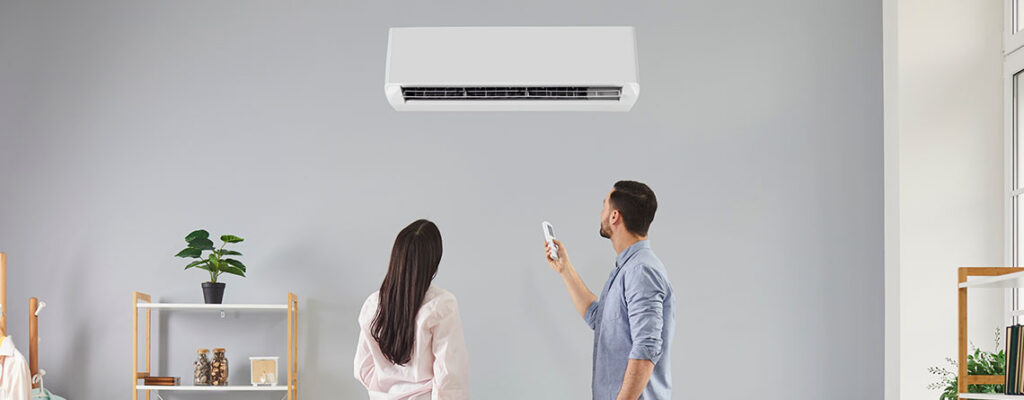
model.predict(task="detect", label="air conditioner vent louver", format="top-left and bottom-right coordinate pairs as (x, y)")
top-left (401, 86), bottom-right (622, 101)
top-left (385, 27), bottom-right (639, 111)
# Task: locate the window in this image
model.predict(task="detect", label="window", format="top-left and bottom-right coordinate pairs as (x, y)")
top-left (1010, 0), bottom-right (1024, 54)
top-left (1018, 0), bottom-right (1024, 33)
top-left (1008, 29), bottom-right (1024, 315)
top-left (1015, 69), bottom-right (1024, 267)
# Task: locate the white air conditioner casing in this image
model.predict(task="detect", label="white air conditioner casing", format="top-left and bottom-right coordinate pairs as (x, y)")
top-left (385, 26), bottom-right (639, 111)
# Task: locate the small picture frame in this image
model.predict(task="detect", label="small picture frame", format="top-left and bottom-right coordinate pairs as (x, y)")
top-left (249, 356), bottom-right (279, 386)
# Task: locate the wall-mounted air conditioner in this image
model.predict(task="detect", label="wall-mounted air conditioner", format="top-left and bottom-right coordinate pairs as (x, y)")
top-left (385, 26), bottom-right (639, 112)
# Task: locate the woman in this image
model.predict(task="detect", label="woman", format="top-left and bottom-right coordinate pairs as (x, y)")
top-left (354, 219), bottom-right (470, 400)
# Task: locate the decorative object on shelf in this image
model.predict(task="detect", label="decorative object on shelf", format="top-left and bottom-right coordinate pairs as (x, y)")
top-left (174, 229), bottom-right (247, 304)
top-left (928, 328), bottom-right (1005, 400)
top-left (211, 348), bottom-right (228, 386)
top-left (250, 357), bottom-right (279, 386)
top-left (194, 349), bottom-right (212, 386)
top-left (142, 376), bottom-right (180, 386)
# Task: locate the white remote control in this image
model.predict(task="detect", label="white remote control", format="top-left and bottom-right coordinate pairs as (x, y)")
top-left (542, 221), bottom-right (558, 260)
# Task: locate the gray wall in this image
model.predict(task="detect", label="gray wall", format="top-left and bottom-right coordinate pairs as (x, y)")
top-left (0, 0), bottom-right (882, 399)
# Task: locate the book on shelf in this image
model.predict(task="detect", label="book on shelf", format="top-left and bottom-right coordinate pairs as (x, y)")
top-left (1018, 327), bottom-right (1023, 394)
top-left (142, 376), bottom-right (180, 386)
top-left (1008, 326), bottom-right (1013, 392)
top-left (1007, 325), bottom-right (1024, 394)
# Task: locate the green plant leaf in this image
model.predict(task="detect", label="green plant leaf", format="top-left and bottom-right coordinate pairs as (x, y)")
top-left (224, 258), bottom-right (246, 271)
top-left (184, 260), bottom-right (208, 270)
top-left (188, 237), bottom-right (215, 250)
top-left (175, 248), bottom-right (203, 258)
top-left (220, 234), bottom-right (244, 243)
top-left (220, 265), bottom-right (246, 277)
top-left (185, 229), bottom-right (209, 242)
top-left (220, 250), bottom-right (242, 256)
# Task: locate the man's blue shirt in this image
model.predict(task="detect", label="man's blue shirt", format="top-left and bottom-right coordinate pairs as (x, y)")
top-left (583, 240), bottom-right (674, 400)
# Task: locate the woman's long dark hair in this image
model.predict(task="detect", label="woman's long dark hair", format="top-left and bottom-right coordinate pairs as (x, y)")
top-left (371, 219), bottom-right (443, 365)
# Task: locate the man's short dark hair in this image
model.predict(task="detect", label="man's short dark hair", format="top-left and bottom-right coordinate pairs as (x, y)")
top-left (609, 180), bottom-right (658, 236)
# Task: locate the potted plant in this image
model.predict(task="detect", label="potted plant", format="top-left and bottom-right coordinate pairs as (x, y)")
top-left (929, 328), bottom-right (1005, 399)
top-left (175, 229), bottom-right (247, 304)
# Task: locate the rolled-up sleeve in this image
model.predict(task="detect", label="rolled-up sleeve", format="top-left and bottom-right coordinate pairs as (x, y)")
top-left (623, 263), bottom-right (667, 364)
top-left (583, 300), bottom-right (601, 330)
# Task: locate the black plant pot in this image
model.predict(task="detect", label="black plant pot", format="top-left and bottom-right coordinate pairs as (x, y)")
top-left (202, 282), bottom-right (226, 304)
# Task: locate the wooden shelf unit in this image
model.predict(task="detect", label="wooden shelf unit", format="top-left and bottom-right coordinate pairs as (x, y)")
top-left (132, 292), bottom-right (298, 400)
top-left (958, 268), bottom-right (1024, 398)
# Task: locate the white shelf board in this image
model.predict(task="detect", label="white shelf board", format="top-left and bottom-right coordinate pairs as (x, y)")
top-left (959, 394), bottom-right (1024, 399)
top-left (958, 271), bottom-right (1024, 288)
top-left (137, 385), bottom-right (286, 391)
top-left (137, 303), bottom-right (287, 311)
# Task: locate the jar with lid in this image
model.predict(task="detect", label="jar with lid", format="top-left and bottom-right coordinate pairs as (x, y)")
top-left (193, 349), bottom-right (211, 386)
top-left (211, 348), bottom-right (228, 386)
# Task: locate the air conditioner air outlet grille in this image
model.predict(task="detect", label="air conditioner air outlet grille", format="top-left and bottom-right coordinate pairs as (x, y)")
top-left (401, 86), bottom-right (622, 101)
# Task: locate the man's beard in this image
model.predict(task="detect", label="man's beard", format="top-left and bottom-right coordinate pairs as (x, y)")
top-left (599, 219), bottom-right (611, 239)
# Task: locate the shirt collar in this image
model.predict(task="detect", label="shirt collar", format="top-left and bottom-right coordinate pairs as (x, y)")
top-left (615, 240), bottom-right (650, 268)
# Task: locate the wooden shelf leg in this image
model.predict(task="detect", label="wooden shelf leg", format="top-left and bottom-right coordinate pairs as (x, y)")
top-left (959, 269), bottom-right (969, 396)
top-left (133, 293), bottom-right (139, 400)
top-left (133, 292), bottom-right (151, 400)
top-left (288, 293), bottom-right (297, 400)
top-left (29, 297), bottom-right (38, 388)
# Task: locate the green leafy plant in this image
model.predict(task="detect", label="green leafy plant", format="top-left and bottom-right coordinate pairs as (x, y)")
top-left (174, 229), bottom-right (247, 283)
top-left (929, 328), bottom-right (1005, 400)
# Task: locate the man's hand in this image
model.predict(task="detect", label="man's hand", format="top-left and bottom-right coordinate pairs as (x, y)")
top-left (543, 238), bottom-right (596, 318)
top-left (543, 238), bottom-right (571, 274)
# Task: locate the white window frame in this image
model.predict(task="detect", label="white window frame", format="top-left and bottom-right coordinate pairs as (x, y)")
top-left (1008, 0), bottom-right (1024, 55)
top-left (1007, 32), bottom-right (1024, 319)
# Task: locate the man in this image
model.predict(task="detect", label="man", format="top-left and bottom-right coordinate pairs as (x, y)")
top-left (543, 180), bottom-right (674, 400)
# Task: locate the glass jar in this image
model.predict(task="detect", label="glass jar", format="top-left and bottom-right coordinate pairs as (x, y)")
top-left (211, 348), bottom-right (228, 386)
top-left (193, 349), bottom-right (211, 386)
